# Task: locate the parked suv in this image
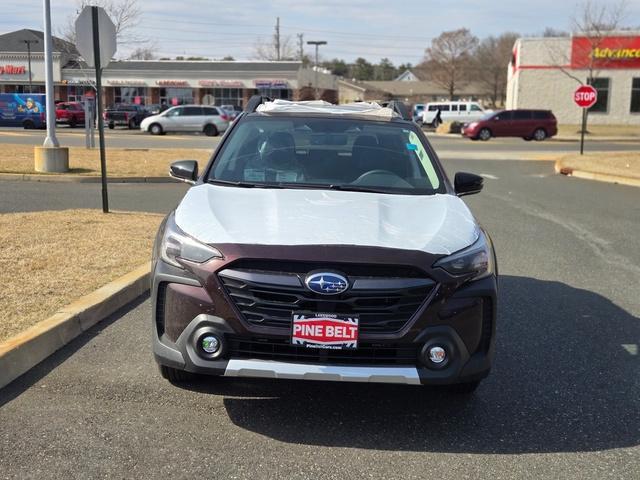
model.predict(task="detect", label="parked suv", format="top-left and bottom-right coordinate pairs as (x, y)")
top-left (462, 109), bottom-right (557, 141)
top-left (140, 105), bottom-right (230, 136)
top-left (422, 101), bottom-right (486, 127)
top-left (152, 97), bottom-right (497, 393)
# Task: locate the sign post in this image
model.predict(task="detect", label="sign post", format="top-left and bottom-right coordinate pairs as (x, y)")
top-left (75, 6), bottom-right (116, 213)
top-left (573, 84), bottom-right (597, 156)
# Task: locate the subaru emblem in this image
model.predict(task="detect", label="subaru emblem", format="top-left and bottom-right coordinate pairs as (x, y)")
top-left (305, 272), bottom-right (349, 295)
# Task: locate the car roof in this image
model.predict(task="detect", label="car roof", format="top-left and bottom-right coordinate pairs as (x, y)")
top-left (254, 99), bottom-right (399, 121)
top-left (427, 101), bottom-right (479, 105)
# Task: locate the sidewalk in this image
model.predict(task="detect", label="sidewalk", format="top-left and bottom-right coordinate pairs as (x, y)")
top-left (555, 151), bottom-right (640, 187)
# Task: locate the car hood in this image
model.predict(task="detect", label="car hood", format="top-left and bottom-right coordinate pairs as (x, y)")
top-left (174, 184), bottom-right (479, 255)
top-left (141, 114), bottom-right (161, 125)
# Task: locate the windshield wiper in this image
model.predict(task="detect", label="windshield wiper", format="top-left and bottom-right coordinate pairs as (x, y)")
top-left (272, 182), bottom-right (389, 194)
top-left (207, 179), bottom-right (260, 188)
top-left (207, 179), bottom-right (284, 189)
top-left (327, 184), bottom-right (389, 194)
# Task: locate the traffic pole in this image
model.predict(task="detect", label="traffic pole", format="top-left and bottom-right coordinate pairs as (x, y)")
top-left (580, 108), bottom-right (587, 156)
top-left (92, 6), bottom-right (109, 213)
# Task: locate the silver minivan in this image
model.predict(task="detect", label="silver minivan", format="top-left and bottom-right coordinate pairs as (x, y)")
top-left (140, 105), bottom-right (230, 136)
top-left (422, 101), bottom-right (486, 127)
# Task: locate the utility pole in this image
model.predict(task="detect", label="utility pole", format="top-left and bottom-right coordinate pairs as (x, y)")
top-left (306, 40), bottom-right (327, 100)
top-left (42, 0), bottom-right (59, 147)
top-left (23, 39), bottom-right (39, 93)
top-left (297, 33), bottom-right (304, 62)
top-left (274, 17), bottom-right (281, 61)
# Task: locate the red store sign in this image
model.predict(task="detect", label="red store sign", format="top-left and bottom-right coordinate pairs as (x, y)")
top-left (571, 36), bottom-right (640, 69)
top-left (0, 65), bottom-right (27, 75)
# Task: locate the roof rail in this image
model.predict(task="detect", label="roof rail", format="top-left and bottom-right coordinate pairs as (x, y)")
top-left (245, 95), bottom-right (273, 113)
top-left (383, 100), bottom-right (411, 121)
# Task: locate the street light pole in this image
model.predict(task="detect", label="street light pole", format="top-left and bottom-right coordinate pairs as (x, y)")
top-left (306, 40), bottom-right (326, 100)
top-left (23, 39), bottom-right (39, 93)
top-left (42, 0), bottom-right (59, 147)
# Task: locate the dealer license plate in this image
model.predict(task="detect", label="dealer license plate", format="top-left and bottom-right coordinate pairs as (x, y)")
top-left (291, 312), bottom-right (359, 350)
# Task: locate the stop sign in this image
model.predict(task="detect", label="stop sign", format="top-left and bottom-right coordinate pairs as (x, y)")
top-left (574, 85), bottom-right (598, 108)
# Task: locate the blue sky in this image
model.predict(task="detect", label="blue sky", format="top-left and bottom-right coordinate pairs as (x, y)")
top-left (2, 0), bottom-right (640, 64)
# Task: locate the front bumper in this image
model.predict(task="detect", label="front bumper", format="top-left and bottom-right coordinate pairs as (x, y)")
top-left (151, 251), bottom-right (497, 386)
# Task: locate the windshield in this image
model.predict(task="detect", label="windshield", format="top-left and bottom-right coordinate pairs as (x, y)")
top-left (208, 116), bottom-right (444, 195)
top-left (481, 111), bottom-right (501, 121)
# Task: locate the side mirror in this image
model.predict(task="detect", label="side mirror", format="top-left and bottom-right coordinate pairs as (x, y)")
top-left (454, 172), bottom-right (483, 196)
top-left (169, 160), bottom-right (198, 184)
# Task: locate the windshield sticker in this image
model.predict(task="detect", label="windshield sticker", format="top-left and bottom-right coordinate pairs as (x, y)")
top-left (275, 171), bottom-right (299, 182)
top-left (244, 168), bottom-right (265, 182)
top-left (408, 131), bottom-right (440, 189)
top-left (406, 143), bottom-right (417, 151)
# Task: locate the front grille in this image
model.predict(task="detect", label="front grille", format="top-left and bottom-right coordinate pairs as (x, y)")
top-left (226, 335), bottom-right (419, 365)
top-left (218, 262), bottom-right (435, 335)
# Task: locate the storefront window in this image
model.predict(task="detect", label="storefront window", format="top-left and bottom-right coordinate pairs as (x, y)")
top-left (588, 78), bottom-right (609, 114)
top-left (257, 87), bottom-right (291, 100)
top-left (631, 78), bottom-right (640, 114)
top-left (67, 86), bottom-right (89, 102)
top-left (202, 88), bottom-right (243, 107)
top-left (6, 85), bottom-right (46, 94)
top-left (114, 87), bottom-right (149, 105)
top-left (159, 88), bottom-right (193, 106)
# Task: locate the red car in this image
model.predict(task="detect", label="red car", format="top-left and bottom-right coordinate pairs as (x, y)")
top-left (462, 109), bottom-right (557, 141)
top-left (55, 102), bottom-right (85, 128)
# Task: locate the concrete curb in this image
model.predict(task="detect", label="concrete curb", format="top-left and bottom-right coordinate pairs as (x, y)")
top-left (0, 173), bottom-right (176, 183)
top-left (555, 161), bottom-right (640, 188)
top-left (0, 263), bottom-right (151, 390)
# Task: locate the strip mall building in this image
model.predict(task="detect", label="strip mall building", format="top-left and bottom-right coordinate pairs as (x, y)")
top-left (507, 32), bottom-right (640, 124)
top-left (0, 29), bottom-right (337, 108)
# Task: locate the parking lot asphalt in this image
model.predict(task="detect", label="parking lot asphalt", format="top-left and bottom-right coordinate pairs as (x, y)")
top-left (1, 154), bottom-right (638, 479)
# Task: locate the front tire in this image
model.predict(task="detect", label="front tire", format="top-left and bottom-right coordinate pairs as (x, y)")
top-left (23, 119), bottom-right (35, 129)
top-left (159, 365), bottom-right (195, 384)
top-left (108, 123), bottom-right (115, 130)
top-left (69, 116), bottom-right (77, 128)
top-left (204, 124), bottom-right (218, 137)
top-left (533, 128), bottom-right (547, 141)
top-left (150, 123), bottom-right (164, 135)
top-left (128, 118), bottom-right (136, 129)
top-left (478, 128), bottom-right (491, 141)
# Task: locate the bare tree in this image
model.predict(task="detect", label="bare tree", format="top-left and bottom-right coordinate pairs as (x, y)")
top-left (422, 28), bottom-right (479, 99)
top-left (472, 32), bottom-right (519, 107)
top-left (127, 46), bottom-right (156, 60)
top-left (253, 36), bottom-right (296, 61)
top-left (545, 0), bottom-right (628, 86)
top-left (542, 27), bottom-right (570, 37)
top-left (60, 0), bottom-right (146, 49)
top-left (253, 17), bottom-right (296, 61)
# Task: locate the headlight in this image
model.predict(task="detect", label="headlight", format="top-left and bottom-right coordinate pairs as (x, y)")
top-left (160, 215), bottom-right (223, 268)
top-left (434, 231), bottom-right (494, 280)
top-left (468, 122), bottom-right (478, 129)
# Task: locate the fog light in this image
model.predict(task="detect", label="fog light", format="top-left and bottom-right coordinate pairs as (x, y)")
top-left (428, 346), bottom-right (447, 364)
top-left (201, 335), bottom-right (220, 354)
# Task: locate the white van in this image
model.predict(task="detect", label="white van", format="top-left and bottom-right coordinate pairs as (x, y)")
top-left (422, 101), bottom-right (486, 127)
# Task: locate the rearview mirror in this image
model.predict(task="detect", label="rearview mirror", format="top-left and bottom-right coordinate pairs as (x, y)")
top-left (169, 160), bottom-right (198, 184)
top-left (454, 172), bottom-right (483, 196)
